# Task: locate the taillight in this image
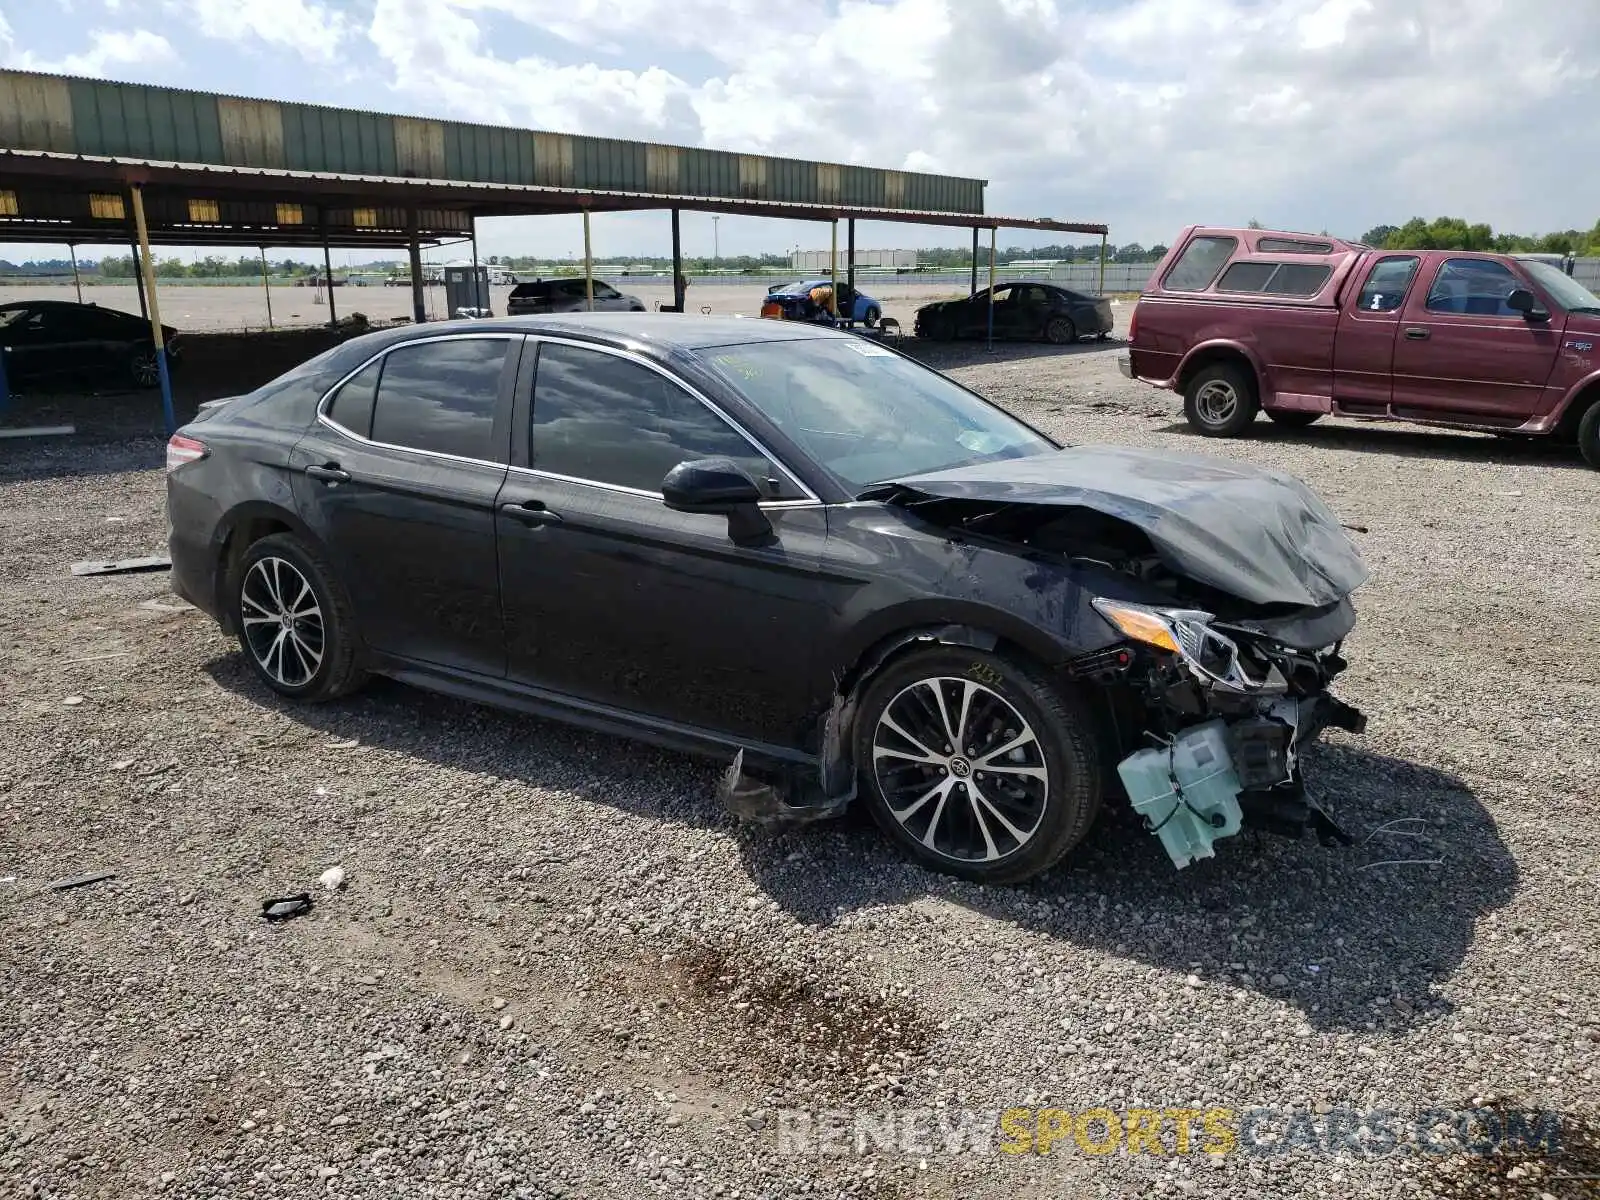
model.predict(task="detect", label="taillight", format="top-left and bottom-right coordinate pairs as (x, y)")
top-left (166, 433), bottom-right (208, 473)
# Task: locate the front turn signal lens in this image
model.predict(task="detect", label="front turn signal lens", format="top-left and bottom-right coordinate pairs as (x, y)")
top-left (1091, 600), bottom-right (1182, 654)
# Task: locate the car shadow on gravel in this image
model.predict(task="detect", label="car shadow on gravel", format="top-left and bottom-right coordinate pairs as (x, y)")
top-left (206, 660), bottom-right (1515, 1034)
top-left (1152, 419), bottom-right (1591, 470)
top-left (899, 336), bottom-right (1125, 371)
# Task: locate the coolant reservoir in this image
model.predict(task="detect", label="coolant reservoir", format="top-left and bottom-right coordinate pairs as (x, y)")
top-left (1117, 720), bottom-right (1244, 869)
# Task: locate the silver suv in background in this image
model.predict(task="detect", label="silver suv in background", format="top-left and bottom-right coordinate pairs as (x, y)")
top-left (506, 278), bottom-right (648, 315)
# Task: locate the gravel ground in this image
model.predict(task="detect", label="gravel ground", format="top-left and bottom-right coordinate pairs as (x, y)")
top-left (3, 316), bottom-right (1598, 1200)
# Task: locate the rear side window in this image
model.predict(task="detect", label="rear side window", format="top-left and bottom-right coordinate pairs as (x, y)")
top-left (530, 342), bottom-right (802, 497)
top-left (1163, 236), bottom-right (1237, 291)
top-left (326, 359), bottom-right (381, 437)
top-left (510, 282), bottom-right (550, 299)
top-left (1356, 257), bottom-right (1420, 312)
top-left (1216, 261), bottom-right (1333, 297)
top-left (1425, 259), bottom-right (1523, 317)
top-left (370, 337), bottom-right (509, 460)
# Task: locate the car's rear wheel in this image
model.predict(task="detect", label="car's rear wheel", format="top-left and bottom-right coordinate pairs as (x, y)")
top-left (1578, 400), bottom-right (1600, 469)
top-left (855, 647), bottom-right (1101, 884)
top-left (863, 306), bottom-right (881, 329)
top-left (1266, 409), bottom-right (1321, 429)
top-left (1045, 315), bottom-right (1077, 345)
top-left (233, 533), bottom-right (365, 702)
top-left (1183, 363), bottom-right (1260, 437)
top-left (131, 347), bottom-right (160, 388)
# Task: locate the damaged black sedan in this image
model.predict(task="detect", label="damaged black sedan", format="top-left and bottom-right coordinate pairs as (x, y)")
top-left (166, 314), bottom-right (1366, 885)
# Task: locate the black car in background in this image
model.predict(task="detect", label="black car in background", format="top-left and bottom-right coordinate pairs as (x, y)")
top-left (0, 300), bottom-right (178, 389)
top-left (165, 315), bottom-right (1366, 884)
top-left (505, 278), bottom-right (647, 315)
top-left (914, 281), bottom-right (1114, 344)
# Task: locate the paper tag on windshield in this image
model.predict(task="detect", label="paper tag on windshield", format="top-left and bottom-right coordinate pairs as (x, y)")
top-left (847, 341), bottom-right (895, 356)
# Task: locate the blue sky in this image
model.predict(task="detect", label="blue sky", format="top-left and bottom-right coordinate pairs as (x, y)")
top-left (3, 0), bottom-right (1598, 265)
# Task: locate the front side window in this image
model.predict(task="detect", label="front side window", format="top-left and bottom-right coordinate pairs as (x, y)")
top-left (1426, 259), bottom-right (1523, 317)
top-left (369, 338), bottom-right (508, 460)
top-left (530, 342), bottom-right (804, 498)
top-left (693, 337), bottom-right (1057, 492)
top-left (1163, 235), bottom-right (1237, 291)
top-left (1356, 256), bottom-right (1420, 313)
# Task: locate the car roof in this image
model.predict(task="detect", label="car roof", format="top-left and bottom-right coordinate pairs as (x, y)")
top-left (338, 312), bottom-right (852, 356)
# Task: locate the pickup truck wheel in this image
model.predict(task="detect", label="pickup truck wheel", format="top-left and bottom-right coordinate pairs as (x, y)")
top-left (1266, 410), bottom-right (1321, 429)
top-left (1184, 363), bottom-right (1260, 437)
top-left (1578, 401), bottom-right (1600, 469)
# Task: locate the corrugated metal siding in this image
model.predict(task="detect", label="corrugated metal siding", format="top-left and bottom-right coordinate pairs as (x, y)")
top-left (0, 71), bottom-right (987, 215)
top-left (280, 103), bottom-right (396, 175)
top-left (68, 78), bottom-right (222, 162)
top-left (217, 97), bottom-right (285, 168)
top-left (0, 74), bottom-right (73, 153)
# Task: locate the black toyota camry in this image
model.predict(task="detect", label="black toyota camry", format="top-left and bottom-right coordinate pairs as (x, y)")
top-left (166, 314), bottom-right (1367, 884)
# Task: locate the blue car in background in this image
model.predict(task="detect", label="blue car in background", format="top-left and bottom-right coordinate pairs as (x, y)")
top-left (762, 279), bottom-right (883, 326)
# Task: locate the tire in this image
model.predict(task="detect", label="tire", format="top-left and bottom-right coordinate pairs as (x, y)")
top-left (130, 346), bottom-right (160, 389)
top-left (1183, 362), bottom-right (1260, 437)
top-left (233, 533), bottom-right (366, 702)
top-left (1266, 410), bottom-right (1321, 429)
top-left (1044, 315), bottom-right (1077, 345)
top-left (1578, 401), bottom-right (1600, 469)
top-left (855, 647), bottom-right (1102, 885)
top-left (863, 306), bottom-right (881, 329)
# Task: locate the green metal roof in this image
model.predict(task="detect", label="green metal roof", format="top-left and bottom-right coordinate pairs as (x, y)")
top-left (0, 70), bottom-right (987, 216)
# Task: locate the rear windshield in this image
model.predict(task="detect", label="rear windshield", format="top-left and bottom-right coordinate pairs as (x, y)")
top-left (510, 282), bottom-right (552, 299)
top-left (1216, 261), bottom-right (1333, 298)
top-left (1163, 236), bottom-right (1237, 291)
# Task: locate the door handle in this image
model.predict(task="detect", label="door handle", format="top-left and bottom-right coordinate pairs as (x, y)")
top-left (500, 500), bottom-right (563, 525)
top-left (1403, 327), bottom-right (1430, 340)
top-left (305, 463), bottom-right (352, 484)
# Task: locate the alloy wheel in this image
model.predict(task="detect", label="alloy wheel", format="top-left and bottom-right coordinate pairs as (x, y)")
top-left (1194, 379), bottom-right (1239, 425)
top-left (132, 350), bottom-right (160, 387)
top-left (240, 556), bottom-right (325, 689)
top-left (871, 677), bottom-right (1049, 863)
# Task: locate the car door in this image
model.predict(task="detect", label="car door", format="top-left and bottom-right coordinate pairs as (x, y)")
top-left (1389, 257), bottom-right (1564, 418)
top-left (1332, 255), bottom-right (1421, 409)
top-left (289, 333), bottom-right (518, 676)
top-left (960, 286), bottom-right (1010, 337)
top-left (1010, 285), bottom-right (1052, 338)
top-left (495, 337), bottom-right (834, 752)
top-left (3, 306), bottom-right (81, 380)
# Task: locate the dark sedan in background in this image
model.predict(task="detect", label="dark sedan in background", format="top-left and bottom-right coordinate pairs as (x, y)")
top-left (165, 315), bottom-right (1365, 884)
top-left (915, 281), bottom-right (1114, 344)
top-left (0, 300), bottom-right (178, 389)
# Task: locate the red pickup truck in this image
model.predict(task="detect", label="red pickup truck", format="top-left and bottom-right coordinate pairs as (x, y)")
top-left (1121, 226), bottom-right (1600, 466)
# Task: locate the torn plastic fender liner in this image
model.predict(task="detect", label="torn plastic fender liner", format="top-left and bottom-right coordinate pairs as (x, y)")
top-left (715, 625), bottom-right (1002, 827)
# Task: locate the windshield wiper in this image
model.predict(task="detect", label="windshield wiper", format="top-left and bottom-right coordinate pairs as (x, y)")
top-left (1566, 305), bottom-right (1600, 315)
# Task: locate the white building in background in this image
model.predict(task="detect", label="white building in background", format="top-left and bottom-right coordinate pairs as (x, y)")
top-left (789, 248), bottom-right (919, 271)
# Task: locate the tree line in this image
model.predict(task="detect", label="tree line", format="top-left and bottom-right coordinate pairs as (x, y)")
top-left (1357, 217), bottom-right (1600, 256)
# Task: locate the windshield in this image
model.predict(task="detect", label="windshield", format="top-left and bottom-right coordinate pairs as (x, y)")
top-left (1523, 261), bottom-right (1600, 313)
top-left (693, 338), bottom-right (1057, 491)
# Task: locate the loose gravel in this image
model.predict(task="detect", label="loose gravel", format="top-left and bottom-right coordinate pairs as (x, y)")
top-left (2, 314), bottom-right (1598, 1199)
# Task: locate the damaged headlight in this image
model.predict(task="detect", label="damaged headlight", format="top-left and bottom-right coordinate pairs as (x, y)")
top-left (1090, 599), bottom-right (1287, 694)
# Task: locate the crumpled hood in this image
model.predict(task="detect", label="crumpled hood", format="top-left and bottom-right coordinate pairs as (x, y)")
top-left (876, 444), bottom-right (1369, 609)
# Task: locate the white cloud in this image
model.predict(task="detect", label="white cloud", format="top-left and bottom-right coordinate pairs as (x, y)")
top-left (166, 0), bottom-right (350, 64)
top-left (1, 23), bottom-right (174, 77)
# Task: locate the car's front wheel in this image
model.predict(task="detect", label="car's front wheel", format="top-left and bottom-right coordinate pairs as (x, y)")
top-left (131, 347), bottom-right (160, 388)
top-left (1578, 401), bottom-right (1600, 469)
top-left (1183, 362), bottom-right (1260, 437)
top-left (862, 306), bottom-right (881, 328)
top-left (233, 533), bottom-right (365, 702)
top-left (855, 647), bottom-right (1101, 884)
top-left (921, 312), bottom-right (955, 341)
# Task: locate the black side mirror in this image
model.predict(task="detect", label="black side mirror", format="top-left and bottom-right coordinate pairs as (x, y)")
top-left (661, 458), bottom-right (773, 546)
top-left (1506, 288), bottom-right (1549, 321)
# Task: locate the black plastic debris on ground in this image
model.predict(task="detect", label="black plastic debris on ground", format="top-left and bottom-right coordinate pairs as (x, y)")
top-left (48, 870), bottom-right (116, 891)
top-left (261, 893), bottom-right (314, 922)
top-left (70, 556), bottom-right (172, 577)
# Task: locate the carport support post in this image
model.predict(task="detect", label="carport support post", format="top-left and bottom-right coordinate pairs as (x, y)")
top-left (69, 244), bottom-right (82, 303)
top-left (129, 185), bottom-right (176, 436)
top-left (986, 227), bottom-right (997, 351)
top-left (322, 238), bottom-right (338, 327)
top-left (470, 215), bottom-right (483, 311)
top-left (670, 208), bottom-right (683, 311)
top-left (969, 227), bottom-right (979, 297)
top-left (260, 248), bottom-right (274, 329)
top-left (829, 219), bottom-right (839, 318)
top-left (130, 237), bottom-right (148, 320)
top-left (407, 209), bottom-right (425, 325)
top-left (583, 209), bottom-right (594, 311)
top-left (846, 218), bottom-right (855, 295)
top-left (1098, 231), bottom-right (1107, 296)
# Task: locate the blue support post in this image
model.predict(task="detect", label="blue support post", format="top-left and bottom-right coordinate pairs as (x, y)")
top-left (0, 343), bottom-right (10, 419)
top-left (986, 226), bottom-right (997, 351)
